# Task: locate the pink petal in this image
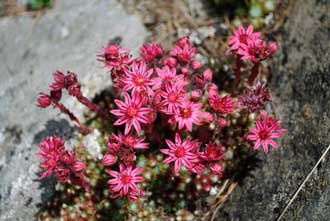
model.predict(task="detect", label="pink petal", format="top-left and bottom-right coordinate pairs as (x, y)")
top-left (174, 159), bottom-right (182, 175)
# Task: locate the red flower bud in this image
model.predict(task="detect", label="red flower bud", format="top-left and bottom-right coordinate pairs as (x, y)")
top-left (210, 162), bottom-right (222, 175)
top-left (72, 161), bottom-right (85, 172)
top-left (50, 90), bottom-right (62, 103)
top-left (162, 57), bottom-right (177, 68)
top-left (37, 93), bottom-right (51, 108)
top-left (103, 154), bottom-right (118, 166)
top-left (49, 71), bottom-right (65, 91)
top-left (68, 84), bottom-right (82, 97)
top-left (191, 90), bottom-right (202, 101)
top-left (66, 71), bottom-right (78, 87)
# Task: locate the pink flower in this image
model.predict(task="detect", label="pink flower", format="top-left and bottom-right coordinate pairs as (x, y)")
top-left (237, 39), bottom-right (276, 62)
top-left (200, 143), bottom-right (224, 161)
top-left (174, 101), bottom-right (203, 131)
top-left (159, 83), bottom-right (186, 114)
top-left (209, 94), bottom-right (236, 114)
top-left (229, 25), bottom-right (261, 51)
top-left (170, 36), bottom-right (196, 63)
top-left (122, 61), bottom-right (154, 94)
top-left (107, 164), bottom-right (144, 196)
top-left (111, 92), bottom-right (153, 134)
top-left (247, 112), bottom-right (284, 153)
top-left (37, 93), bottom-right (51, 108)
top-left (160, 133), bottom-right (198, 175)
top-left (152, 65), bottom-right (184, 90)
top-left (37, 136), bottom-right (65, 178)
top-left (116, 132), bottom-right (149, 149)
top-left (139, 43), bottom-right (165, 62)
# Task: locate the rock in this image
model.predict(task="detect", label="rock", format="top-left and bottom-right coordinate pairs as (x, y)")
top-left (216, 0), bottom-right (330, 220)
top-left (0, 0), bottom-right (148, 220)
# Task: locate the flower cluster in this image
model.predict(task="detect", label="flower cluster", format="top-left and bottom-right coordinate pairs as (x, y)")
top-left (37, 136), bottom-right (89, 190)
top-left (229, 25), bottom-right (277, 86)
top-left (36, 25), bottom-right (284, 204)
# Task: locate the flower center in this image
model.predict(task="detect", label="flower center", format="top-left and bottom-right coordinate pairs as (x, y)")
top-left (239, 34), bottom-right (248, 44)
top-left (175, 147), bottom-right (185, 157)
top-left (216, 102), bottom-right (225, 111)
top-left (125, 136), bottom-right (136, 147)
top-left (127, 106), bottom-right (138, 117)
top-left (134, 76), bottom-right (145, 86)
top-left (121, 174), bottom-right (132, 184)
top-left (168, 92), bottom-right (178, 103)
top-left (208, 149), bottom-right (218, 159)
top-left (180, 107), bottom-right (192, 118)
top-left (164, 76), bottom-right (172, 81)
top-left (259, 129), bottom-right (270, 140)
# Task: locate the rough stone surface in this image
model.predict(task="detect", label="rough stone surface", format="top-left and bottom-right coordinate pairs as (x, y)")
top-left (217, 0), bottom-right (330, 220)
top-left (0, 1), bottom-right (148, 220)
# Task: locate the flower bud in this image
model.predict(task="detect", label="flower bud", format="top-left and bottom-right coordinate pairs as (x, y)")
top-left (50, 90), bottom-right (62, 103)
top-left (162, 57), bottom-right (177, 67)
top-left (268, 42), bottom-right (277, 54)
top-left (180, 67), bottom-right (189, 75)
top-left (217, 117), bottom-right (227, 128)
top-left (37, 93), bottom-right (51, 108)
top-left (201, 112), bottom-right (214, 123)
top-left (105, 44), bottom-right (119, 55)
top-left (203, 68), bottom-right (213, 81)
top-left (193, 74), bottom-right (205, 88)
top-left (103, 154), bottom-right (118, 166)
top-left (191, 90), bottom-right (202, 101)
top-left (66, 71), bottom-right (78, 87)
top-left (191, 60), bottom-right (201, 70)
top-left (49, 71), bottom-right (65, 91)
top-left (210, 162), bottom-right (222, 175)
top-left (68, 84), bottom-right (82, 97)
top-left (72, 161), bottom-right (85, 172)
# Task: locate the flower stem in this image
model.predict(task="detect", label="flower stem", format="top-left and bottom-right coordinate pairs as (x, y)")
top-left (248, 62), bottom-right (260, 86)
top-left (234, 56), bottom-right (242, 86)
top-left (54, 102), bottom-right (90, 134)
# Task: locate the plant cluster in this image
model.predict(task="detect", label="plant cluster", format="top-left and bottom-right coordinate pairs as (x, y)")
top-left (36, 24), bottom-right (284, 220)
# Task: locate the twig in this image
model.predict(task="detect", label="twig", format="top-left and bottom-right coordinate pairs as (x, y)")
top-left (211, 182), bottom-right (238, 221)
top-left (276, 144), bottom-right (330, 220)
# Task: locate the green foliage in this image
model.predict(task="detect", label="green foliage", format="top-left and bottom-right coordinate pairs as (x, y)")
top-left (27, 0), bottom-right (52, 11)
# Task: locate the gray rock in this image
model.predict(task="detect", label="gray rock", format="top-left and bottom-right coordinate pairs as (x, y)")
top-left (216, 0), bottom-right (330, 220)
top-left (0, 0), bottom-right (148, 220)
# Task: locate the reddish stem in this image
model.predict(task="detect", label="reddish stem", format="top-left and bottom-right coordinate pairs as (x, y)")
top-left (234, 56), bottom-right (243, 86)
top-left (76, 95), bottom-right (108, 119)
top-left (248, 62), bottom-right (260, 86)
top-left (54, 102), bottom-right (90, 134)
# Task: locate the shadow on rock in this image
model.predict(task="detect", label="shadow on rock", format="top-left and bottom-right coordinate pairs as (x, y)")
top-left (33, 119), bottom-right (75, 145)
